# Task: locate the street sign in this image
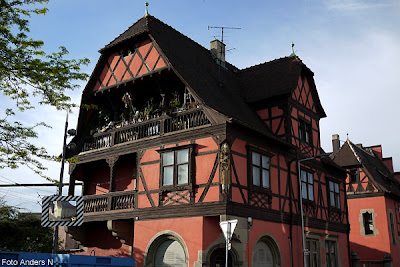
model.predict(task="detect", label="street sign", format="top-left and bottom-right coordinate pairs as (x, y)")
top-left (219, 219), bottom-right (238, 241)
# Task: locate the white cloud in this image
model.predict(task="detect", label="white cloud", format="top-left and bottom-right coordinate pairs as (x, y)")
top-left (326, 0), bottom-right (393, 10)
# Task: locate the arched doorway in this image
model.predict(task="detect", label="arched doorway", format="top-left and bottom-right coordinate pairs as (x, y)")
top-left (252, 235), bottom-right (281, 267)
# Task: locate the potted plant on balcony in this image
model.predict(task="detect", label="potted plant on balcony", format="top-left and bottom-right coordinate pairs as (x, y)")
top-left (144, 98), bottom-right (155, 120)
top-left (169, 91), bottom-right (182, 112)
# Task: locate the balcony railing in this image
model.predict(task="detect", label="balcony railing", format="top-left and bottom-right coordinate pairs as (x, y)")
top-left (83, 190), bottom-right (136, 213)
top-left (81, 109), bottom-right (210, 152)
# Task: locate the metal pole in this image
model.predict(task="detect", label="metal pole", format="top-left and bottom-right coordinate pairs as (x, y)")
top-left (226, 221), bottom-right (230, 267)
top-left (52, 111), bottom-right (69, 254)
top-left (296, 154), bottom-right (330, 266)
top-left (297, 160), bottom-right (307, 267)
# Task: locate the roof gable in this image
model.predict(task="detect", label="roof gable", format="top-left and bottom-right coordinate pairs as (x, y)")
top-left (239, 56), bottom-right (326, 117)
top-left (80, 15), bottom-right (330, 146)
top-left (96, 15), bottom-right (273, 136)
top-left (91, 39), bottom-right (168, 92)
top-left (334, 141), bottom-right (400, 197)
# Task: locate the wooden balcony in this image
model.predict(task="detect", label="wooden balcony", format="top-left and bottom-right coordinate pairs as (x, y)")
top-left (83, 190), bottom-right (136, 213)
top-left (81, 108), bottom-right (210, 152)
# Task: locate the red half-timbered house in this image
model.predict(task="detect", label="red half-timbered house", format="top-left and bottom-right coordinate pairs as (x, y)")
top-left (332, 136), bottom-right (400, 266)
top-left (66, 14), bottom-right (350, 267)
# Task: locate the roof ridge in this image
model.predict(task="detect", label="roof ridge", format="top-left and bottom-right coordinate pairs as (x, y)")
top-left (100, 15), bottom-right (150, 52)
top-left (240, 56), bottom-right (302, 72)
top-left (147, 16), bottom-right (240, 70)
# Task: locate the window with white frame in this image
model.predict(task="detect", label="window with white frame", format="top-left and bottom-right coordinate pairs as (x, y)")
top-left (160, 148), bottom-right (191, 187)
top-left (251, 151), bottom-right (270, 189)
top-left (328, 181), bottom-right (340, 209)
top-left (301, 170), bottom-right (314, 201)
top-left (360, 210), bottom-right (378, 236)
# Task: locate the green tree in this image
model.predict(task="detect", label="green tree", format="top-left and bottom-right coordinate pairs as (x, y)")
top-left (0, 0), bottom-right (89, 179)
top-left (0, 200), bottom-right (54, 252)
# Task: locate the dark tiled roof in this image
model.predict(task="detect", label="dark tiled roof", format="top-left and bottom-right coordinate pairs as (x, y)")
top-left (101, 16), bottom-right (150, 52)
top-left (101, 15), bottom-right (272, 136)
top-left (95, 15), bottom-right (325, 141)
top-left (239, 56), bottom-right (326, 117)
top-left (332, 142), bottom-right (361, 167)
top-left (239, 57), bottom-right (303, 101)
top-left (334, 141), bottom-right (400, 197)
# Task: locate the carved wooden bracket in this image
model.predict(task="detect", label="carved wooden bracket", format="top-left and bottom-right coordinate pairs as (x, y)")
top-left (106, 156), bottom-right (119, 168)
top-left (69, 163), bottom-right (77, 175)
top-left (106, 156), bottom-right (119, 192)
top-left (107, 220), bottom-right (134, 246)
top-left (65, 226), bottom-right (87, 250)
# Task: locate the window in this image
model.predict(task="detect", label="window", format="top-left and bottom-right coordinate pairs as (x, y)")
top-left (251, 236), bottom-right (281, 267)
top-left (301, 170), bottom-right (314, 201)
top-left (252, 241), bottom-right (274, 267)
top-left (306, 238), bottom-right (319, 267)
top-left (299, 119), bottom-right (312, 144)
top-left (154, 239), bottom-right (186, 266)
top-left (363, 212), bottom-right (374, 235)
top-left (325, 240), bottom-right (337, 267)
top-left (160, 147), bottom-right (192, 187)
top-left (251, 151), bottom-right (270, 189)
top-left (349, 169), bottom-right (360, 183)
top-left (328, 181), bottom-right (340, 209)
top-left (145, 233), bottom-right (188, 267)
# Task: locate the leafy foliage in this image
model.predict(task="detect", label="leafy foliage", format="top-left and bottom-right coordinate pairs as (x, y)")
top-left (0, 0), bottom-right (89, 179)
top-left (0, 200), bottom-right (54, 253)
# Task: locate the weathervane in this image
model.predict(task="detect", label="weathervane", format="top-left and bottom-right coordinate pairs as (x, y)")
top-left (290, 42), bottom-right (296, 57)
top-left (144, 2), bottom-right (149, 16)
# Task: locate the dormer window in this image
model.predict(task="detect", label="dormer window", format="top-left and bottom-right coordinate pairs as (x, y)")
top-left (299, 119), bottom-right (312, 144)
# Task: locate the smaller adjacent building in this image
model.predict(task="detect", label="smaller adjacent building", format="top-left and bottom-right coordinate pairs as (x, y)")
top-left (332, 134), bottom-right (400, 266)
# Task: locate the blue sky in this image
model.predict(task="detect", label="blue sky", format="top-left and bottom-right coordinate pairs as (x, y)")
top-left (1, 0), bottom-right (399, 212)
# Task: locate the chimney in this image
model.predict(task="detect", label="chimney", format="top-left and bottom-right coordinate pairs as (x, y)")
top-left (210, 39), bottom-right (226, 63)
top-left (332, 134), bottom-right (340, 155)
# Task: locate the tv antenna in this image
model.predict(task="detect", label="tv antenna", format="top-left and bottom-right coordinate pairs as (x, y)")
top-left (208, 26), bottom-right (241, 43)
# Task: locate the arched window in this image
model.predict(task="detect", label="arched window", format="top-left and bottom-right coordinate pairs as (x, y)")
top-left (154, 239), bottom-right (186, 266)
top-left (145, 232), bottom-right (188, 267)
top-left (252, 236), bottom-right (281, 267)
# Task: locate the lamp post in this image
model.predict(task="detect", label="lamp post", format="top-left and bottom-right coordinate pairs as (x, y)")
top-left (297, 153), bottom-right (330, 267)
top-left (52, 111), bottom-right (76, 254)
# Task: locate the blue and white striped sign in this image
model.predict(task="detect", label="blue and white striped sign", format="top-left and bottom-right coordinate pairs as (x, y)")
top-left (41, 195), bottom-right (84, 227)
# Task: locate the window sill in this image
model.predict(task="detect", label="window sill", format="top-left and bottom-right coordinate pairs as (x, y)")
top-left (302, 199), bottom-right (315, 206)
top-left (160, 184), bottom-right (191, 192)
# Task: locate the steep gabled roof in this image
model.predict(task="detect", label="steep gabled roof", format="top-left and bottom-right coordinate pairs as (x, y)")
top-left (239, 56), bottom-right (326, 117)
top-left (333, 141), bottom-right (400, 197)
top-left (83, 15), bottom-right (325, 145)
top-left (98, 15), bottom-right (273, 137)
